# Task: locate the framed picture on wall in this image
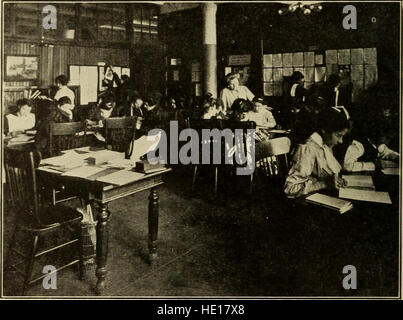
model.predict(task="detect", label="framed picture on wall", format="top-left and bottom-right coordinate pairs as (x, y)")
top-left (5, 55), bottom-right (39, 81)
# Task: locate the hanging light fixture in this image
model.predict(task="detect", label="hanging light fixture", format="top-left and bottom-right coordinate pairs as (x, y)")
top-left (278, 2), bottom-right (323, 15)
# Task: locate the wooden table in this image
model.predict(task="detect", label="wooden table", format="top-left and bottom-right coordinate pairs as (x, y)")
top-left (36, 154), bottom-right (171, 294)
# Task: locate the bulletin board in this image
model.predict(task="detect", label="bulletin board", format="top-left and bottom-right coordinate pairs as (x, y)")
top-left (262, 47), bottom-right (377, 100)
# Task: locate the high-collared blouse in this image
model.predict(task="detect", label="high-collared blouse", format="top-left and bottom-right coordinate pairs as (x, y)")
top-left (219, 86), bottom-right (255, 112)
top-left (284, 132), bottom-right (341, 198)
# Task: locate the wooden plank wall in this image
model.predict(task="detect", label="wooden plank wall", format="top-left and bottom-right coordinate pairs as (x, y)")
top-left (3, 40), bottom-right (129, 113)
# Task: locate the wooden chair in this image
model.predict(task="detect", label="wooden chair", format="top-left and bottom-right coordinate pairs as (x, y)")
top-left (255, 136), bottom-right (291, 186)
top-left (5, 151), bottom-right (84, 295)
top-left (49, 121), bottom-right (87, 205)
top-left (190, 119), bottom-right (224, 196)
top-left (104, 117), bottom-right (138, 155)
top-left (49, 121), bottom-right (87, 157)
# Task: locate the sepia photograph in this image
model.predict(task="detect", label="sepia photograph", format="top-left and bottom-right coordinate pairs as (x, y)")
top-left (1, 0), bottom-right (401, 301)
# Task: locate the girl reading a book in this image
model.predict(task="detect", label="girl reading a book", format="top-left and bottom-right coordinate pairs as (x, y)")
top-left (284, 108), bottom-right (350, 198)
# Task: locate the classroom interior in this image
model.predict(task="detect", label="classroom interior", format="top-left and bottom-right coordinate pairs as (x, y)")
top-left (2, 2), bottom-right (401, 297)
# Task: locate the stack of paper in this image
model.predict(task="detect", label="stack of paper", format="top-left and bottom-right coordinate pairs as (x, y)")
top-left (41, 153), bottom-right (86, 171)
top-left (306, 193), bottom-right (353, 214)
top-left (339, 188), bottom-right (392, 204)
top-left (96, 170), bottom-right (145, 186)
top-left (342, 175), bottom-right (375, 190)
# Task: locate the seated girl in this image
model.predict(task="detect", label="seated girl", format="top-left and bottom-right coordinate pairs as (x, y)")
top-left (4, 98), bottom-right (36, 135)
top-left (284, 108), bottom-right (350, 198)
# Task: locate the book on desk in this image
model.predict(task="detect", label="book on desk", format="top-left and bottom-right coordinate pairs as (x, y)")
top-left (306, 193), bottom-right (353, 214)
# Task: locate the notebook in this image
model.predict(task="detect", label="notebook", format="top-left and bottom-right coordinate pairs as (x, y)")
top-left (342, 175), bottom-right (375, 190)
top-left (306, 193), bottom-right (353, 214)
top-left (339, 188), bottom-right (392, 204)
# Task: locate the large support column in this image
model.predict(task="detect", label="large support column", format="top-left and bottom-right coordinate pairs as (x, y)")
top-left (202, 3), bottom-right (217, 98)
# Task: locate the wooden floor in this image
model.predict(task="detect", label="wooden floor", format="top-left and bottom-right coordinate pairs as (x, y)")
top-left (2, 167), bottom-right (400, 297)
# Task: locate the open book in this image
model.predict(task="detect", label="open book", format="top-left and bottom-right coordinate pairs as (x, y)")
top-left (342, 175), bottom-right (375, 190)
top-left (306, 193), bottom-right (353, 214)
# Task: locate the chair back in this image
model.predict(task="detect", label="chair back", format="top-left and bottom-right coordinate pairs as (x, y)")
top-left (104, 117), bottom-right (137, 154)
top-left (256, 136), bottom-right (291, 180)
top-left (4, 151), bottom-right (42, 224)
top-left (49, 121), bottom-right (87, 156)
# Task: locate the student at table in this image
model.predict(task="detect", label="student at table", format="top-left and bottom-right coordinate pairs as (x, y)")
top-left (86, 95), bottom-right (122, 125)
top-left (242, 96), bottom-right (277, 130)
top-left (219, 72), bottom-right (255, 113)
top-left (54, 75), bottom-right (75, 108)
top-left (284, 108), bottom-right (350, 198)
top-left (4, 99), bottom-right (36, 135)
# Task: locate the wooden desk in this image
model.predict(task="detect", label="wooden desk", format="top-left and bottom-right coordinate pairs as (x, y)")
top-left (37, 156), bottom-right (171, 294)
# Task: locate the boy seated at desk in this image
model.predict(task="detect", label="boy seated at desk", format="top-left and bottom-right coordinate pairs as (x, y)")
top-left (4, 98), bottom-right (36, 136)
top-left (86, 95), bottom-right (122, 126)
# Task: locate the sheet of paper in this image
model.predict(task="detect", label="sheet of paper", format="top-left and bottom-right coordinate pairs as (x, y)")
top-left (272, 54), bottom-right (282, 67)
top-left (337, 49), bottom-right (351, 65)
top-left (363, 47), bottom-right (377, 64)
top-left (315, 54), bottom-right (323, 65)
top-left (263, 54), bottom-right (273, 67)
top-left (69, 65), bottom-right (80, 86)
top-left (315, 66), bottom-right (327, 82)
top-left (283, 67), bottom-right (293, 77)
top-left (304, 67), bottom-right (314, 82)
top-left (272, 68), bottom-right (283, 81)
top-left (326, 64), bottom-right (338, 76)
top-left (80, 66), bottom-right (98, 105)
top-left (61, 166), bottom-right (107, 178)
top-left (263, 82), bottom-right (274, 96)
top-left (173, 70), bottom-right (180, 81)
top-left (339, 188), bottom-right (392, 204)
top-left (96, 170), bottom-right (145, 186)
top-left (263, 68), bottom-right (272, 81)
top-left (381, 168), bottom-right (399, 175)
top-left (191, 62), bottom-right (200, 72)
top-left (121, 67), bottom-right (130, 76)
top-left (225, 67), bottom-right (232, 75)
top-left (292, 52), bottom-right (303, 67)
top-left (364, 65), bottom-right (378, 88)
top-left (273, 82), bottom-right (282, 96)
top-left (304, 52), bottom-right (315, 67)
top-left (325, 50), bottom-right (337, 64)
top-left (351, 65), bottom-right (364, 82)
top-left (282, 53), bottom-right (293, 67)
top-left (195, 83), bottom-right (202, 97)
top-left (41, 153), bottom-right (85, 169)
top-left (351, 48), bottom-right (364, 64)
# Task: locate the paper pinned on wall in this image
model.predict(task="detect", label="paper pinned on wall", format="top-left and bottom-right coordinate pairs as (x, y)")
top-left (191, 62), bottom-right (200, 72)
top-left (351, 48), bottom-right (364, 64)
top-left (112, 66), bottom-right (122, 87)
top-left (263, 68), bottom-right (273, 81)
top-left (337, 49), bottom-right (351, 65)
top-left (351, 65), bottom-right (364, 82)
top-left (263, 54), bottom-right (273, 67)
top-left (293, 67), bottom-right (304, 75)
top-left (263, 82), bottom-right (274, 96)
top-left (363, 47), bottom-right (377, 64)
top-left (225, 67), bottom-right (232, 75)
top-left (364, 65), bottom-right (378, 88)
top-left (326, 64), bottom-right (338, 76)
top-left (282, 53), bottom-right (293, 67)
top-left (315, 54), bottom-right (324, 65)
top-left (283, 67), bottom-right (293, 77)
top-left (303, 67), bottom-right (314, 82)
top-left (272, 54), bottom-right (282, 67)
top-left (195, 83), bottom-right (202, 97)
top-left (314, 66), bottom-right (327, 82)
top-left (292, 52), bottom-right (303, 67)
top-left (173, 70), bottom-right (180, 81)
top-left (80, 66), bottom-right (98, 105)
top-left (272, 68), bottom-right (283, 82)
top-left (304, 52), bottom-right (315, 67)
top-left (325, 50), bottom-right (337, 64)
top-left (69, 65), bottom-right (80, 86)
top-left (273, 82), bottom-right (282, 96)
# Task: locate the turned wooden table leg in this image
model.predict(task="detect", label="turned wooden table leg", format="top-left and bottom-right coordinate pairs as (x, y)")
top-left (148, 188), bottom-right (159, 264)
top-left (95, 203), bottom-right (110, 294)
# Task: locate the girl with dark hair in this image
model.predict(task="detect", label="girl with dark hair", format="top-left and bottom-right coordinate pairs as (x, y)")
top-left (285, 107), bottom-right (350, 198)
top-left (4, 99), bottom-right (35, 135)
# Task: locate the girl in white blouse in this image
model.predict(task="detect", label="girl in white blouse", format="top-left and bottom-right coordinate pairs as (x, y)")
top-left (5, 98), bottom-right (35, 135)
top-left (285, 108), bottom-right (350, 198)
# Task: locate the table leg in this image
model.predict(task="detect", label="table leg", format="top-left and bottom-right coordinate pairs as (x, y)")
top-left (95, 202), bottom-right (110, 294)
top-left (148, 188), bottom-right (159, 264)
